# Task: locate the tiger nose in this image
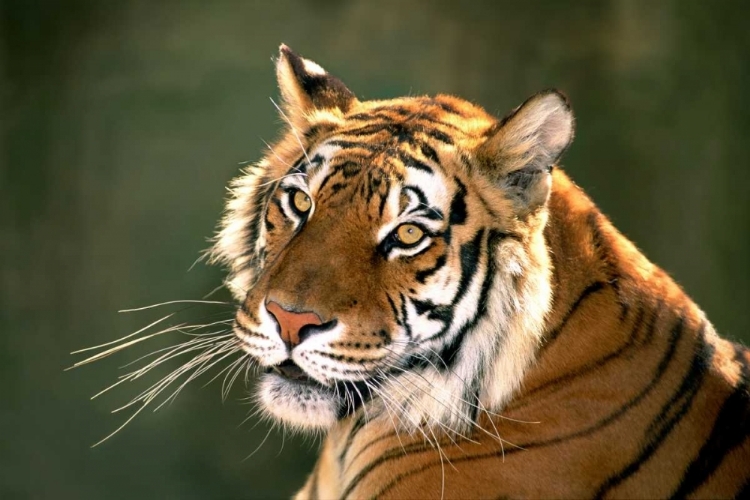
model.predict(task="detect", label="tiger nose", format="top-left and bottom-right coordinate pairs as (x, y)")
top-left (265, 301), bottom-right (324, 348)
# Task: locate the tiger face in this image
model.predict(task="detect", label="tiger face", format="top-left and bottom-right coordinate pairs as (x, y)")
top-left (211, 45), bottom-right (573, 433)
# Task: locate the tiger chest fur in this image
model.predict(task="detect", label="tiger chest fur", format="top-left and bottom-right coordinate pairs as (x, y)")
top-left (209, 46), bottom-right (750, 499)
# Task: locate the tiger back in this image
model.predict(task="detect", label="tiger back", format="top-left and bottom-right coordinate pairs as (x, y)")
top-left (210, 45), bottom-right (750, 499)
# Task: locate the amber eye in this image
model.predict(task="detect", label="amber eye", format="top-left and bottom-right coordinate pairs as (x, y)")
top-left (395, 224), bottom-right (425, 246)
top-left (292, 190), bottom-right (312, 213)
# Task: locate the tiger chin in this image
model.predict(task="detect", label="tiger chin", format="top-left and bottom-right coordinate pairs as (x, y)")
top-left (209, 45), bottom-right (750, 499)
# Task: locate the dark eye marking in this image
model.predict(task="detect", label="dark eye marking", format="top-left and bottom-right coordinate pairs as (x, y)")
top-left (400, 186), bottom-right (427, 215)
top-left (415, 254), bottom-right (447, 283)
top-left (452, 229), bottom-right (484, 305)
top-left (399, 186), bottom-right (444, 221)
top-left (449, 176), bottom-right (468, 225)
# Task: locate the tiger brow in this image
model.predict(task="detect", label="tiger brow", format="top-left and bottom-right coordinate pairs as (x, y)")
top-left (399, 186), bottom-right (444, 220)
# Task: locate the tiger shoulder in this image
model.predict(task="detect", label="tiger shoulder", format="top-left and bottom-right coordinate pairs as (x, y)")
top-left (209, 45), bottom-right (750, 499)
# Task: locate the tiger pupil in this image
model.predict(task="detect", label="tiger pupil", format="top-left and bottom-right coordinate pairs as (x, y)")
top-left (293, 190), bottom-right (311, 212)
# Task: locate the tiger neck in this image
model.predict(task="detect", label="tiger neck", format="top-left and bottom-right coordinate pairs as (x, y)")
top-left (516, 168), bottom-right (703, 401)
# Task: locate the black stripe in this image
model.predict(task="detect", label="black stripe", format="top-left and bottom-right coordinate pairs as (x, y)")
top-left (594, 321), bottom-right (712, 498)
top-left (368, 107), bottom-right (462, 133)
top-left (340, 440), bottom-right (439, 499)
top-left (401, 185), bottom-right (428, 213)
top-left (237, 172), bottom-right (276, 262)
top-left (385, 294), bottom-right (402, 326)
top-left (293, 153), bottom-right (323, 173)
top-left (345, 112), bottom-right (378, 121)
top-left (326, 139), bottom-right (381, 152)
top-left (669, 343), bottom-right (750, 498)
top-left (736, 476), bottom-right (750, 499)
top-left (264, 214), bottom-right (275, 231)
top-left (517, 302), bottom-right (647, 403)
top-left (419, 142), bottom-right (440, 164)
top-left (449, 177), bottom-right (468, 225)
top-left (399, 151), bottom-right (433, 174)
top-left (423, 127), bottom-right (455, 144)
top-left (330, 181), bottom-right (348, 194)
top-left (317, 169), bottom-right (338, 194)
top-left (339, 122), bottom-right (392, 138)
top-left (377, 177), bottom-right (391, 217)
top-left (410, 298), bottom-right (452, 325)
top-left (341, 429), bottom-right (400, 476)
top-left (436, 230), bottom-right (501, 368)
top-left (645, 322), bottom-right (711, 439)
top-left (369, 105), bottom-right (414, 117)
top-left (542, 281), bottom-right (607, 346)
top-left (339, 411), bottom-right (369, 466)
top-left (335, 160), bottom-right (361, 179)
top-left (588, 211), bottom-right (627, 319)
top-left (399, 293), bottom-right (412, 338)
top-left (415, 254), bottom-right (447, 284)
top-left (433, 98), bottom-right (466, 117)
top-left (447, 229), bottom-right (484, 307)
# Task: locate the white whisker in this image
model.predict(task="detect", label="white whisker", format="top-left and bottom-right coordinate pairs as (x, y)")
top-left (118, 299), bottom-right (231, 313)
top-left (269, 97), bottom-right (314, 169)
top-left (70, 313), bottom-right (177, 356)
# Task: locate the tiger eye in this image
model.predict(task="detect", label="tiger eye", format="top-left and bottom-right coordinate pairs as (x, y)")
top-left (396, 224), bottom-right (424, 245)
top-left (292, 190), bottom-right (312, 212)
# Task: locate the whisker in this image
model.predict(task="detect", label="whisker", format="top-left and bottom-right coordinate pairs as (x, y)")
top-left (124, 333), bottom-right (233, 382)
top-left (256, 173), bottom-right (307, 188)
top-left (91, 402), bottom-right (149, 448)
top-left (90, 337), bottom-right (226, 400)
top-left (70, 313), bottom-right (177, 356)
top-left (155, 345), bottom-right (242, 411)
top-left (118, 299), bottom-right (232, 313)
top-left (242, 424), bottom-right (275, 462)
top-left (113, 340), bottom-right (238, 414)
top-left (261, 138), bottom-right (297, 171)
top-left (390, 339), bottom-right (541, 424)
top-left (269, 97), bottom-right (315, 170)
top-left (70, 320), bottom-right (190, 369)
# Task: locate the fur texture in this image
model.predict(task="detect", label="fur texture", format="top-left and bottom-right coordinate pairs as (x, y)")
top-left (209, 46), bottom-right (750, 499)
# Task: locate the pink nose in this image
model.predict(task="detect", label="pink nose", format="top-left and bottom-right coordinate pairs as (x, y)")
top-left (265, 301), bottom-right (323, 348)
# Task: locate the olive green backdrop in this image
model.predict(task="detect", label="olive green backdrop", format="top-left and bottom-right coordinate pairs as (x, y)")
top-left (2, 1), bottom-right (748, 498)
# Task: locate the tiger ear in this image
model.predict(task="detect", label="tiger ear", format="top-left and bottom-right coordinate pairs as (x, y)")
top-left (275, 44), bottom-right (357, 129)
top-left (478, 90), bottom-right (574, 215)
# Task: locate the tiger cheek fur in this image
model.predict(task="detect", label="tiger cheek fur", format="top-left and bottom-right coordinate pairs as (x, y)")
top-left (210, 46), bottom-right (750, 499)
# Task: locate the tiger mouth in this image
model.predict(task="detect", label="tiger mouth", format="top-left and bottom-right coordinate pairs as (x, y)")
top-left (262, 360), bottom-right (378, 422)
top-left (268, 359), bottom-right (315, 384)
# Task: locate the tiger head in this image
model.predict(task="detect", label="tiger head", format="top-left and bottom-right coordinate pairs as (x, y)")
top-left (210, 45), bottom-right (574, 434)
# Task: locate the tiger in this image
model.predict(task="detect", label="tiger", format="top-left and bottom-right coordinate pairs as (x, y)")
top-left (208, 45), bottom-right (750, 499)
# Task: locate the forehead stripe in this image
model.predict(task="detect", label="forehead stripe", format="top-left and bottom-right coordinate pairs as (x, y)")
top-left (398, 151), bottom-right (434, 174)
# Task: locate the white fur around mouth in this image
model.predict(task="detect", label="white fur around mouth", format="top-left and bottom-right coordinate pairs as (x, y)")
top-left (257, 371), bottom-right (341, 429)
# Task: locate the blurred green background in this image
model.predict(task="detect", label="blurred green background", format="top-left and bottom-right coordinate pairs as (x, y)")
top-left (2, 1), bottom-right (748, 498)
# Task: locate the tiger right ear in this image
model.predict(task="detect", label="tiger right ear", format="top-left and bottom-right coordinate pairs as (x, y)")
top-left (275, 44), bottom-right (357, 130)
top-left (478, 90), bottom-right (574, 216)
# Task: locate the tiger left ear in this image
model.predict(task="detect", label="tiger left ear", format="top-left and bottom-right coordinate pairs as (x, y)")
top-left (275, 44), bottom-right (357, 129)
top-left (478, 90), bottom-right (574, 215)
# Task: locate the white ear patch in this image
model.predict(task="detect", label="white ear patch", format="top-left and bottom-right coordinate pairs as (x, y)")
top-left (302, 58), bottom-right (326, 76)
